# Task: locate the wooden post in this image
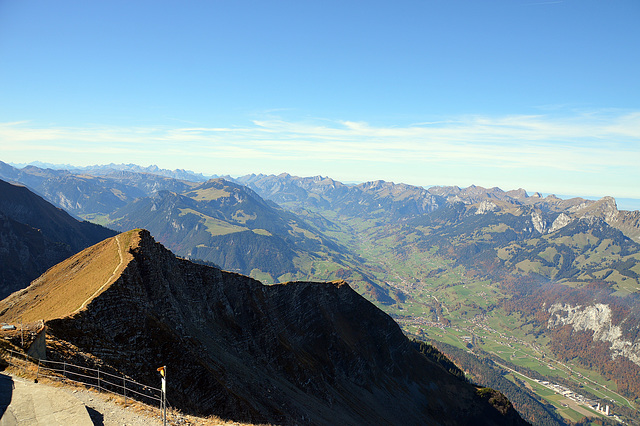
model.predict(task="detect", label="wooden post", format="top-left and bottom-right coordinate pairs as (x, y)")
top-left (123, 376), bottom-right (127, 405)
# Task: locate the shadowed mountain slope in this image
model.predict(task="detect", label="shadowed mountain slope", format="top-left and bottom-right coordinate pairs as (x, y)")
top-left (0, 179), bottom-right (116, 297)
top-left (0, 229), bottom-right (525, 425)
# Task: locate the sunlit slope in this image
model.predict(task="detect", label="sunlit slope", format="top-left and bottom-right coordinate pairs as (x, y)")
top-left (0, 230), bottom-right (139, 323)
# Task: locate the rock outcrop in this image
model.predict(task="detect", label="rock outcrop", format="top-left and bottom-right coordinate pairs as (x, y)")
top-left (0, 230), bottom-right (525, 425)
top-left (476, 200), bottom-right (499, 215)
top-left (548, 213), bottom-right (571, 233)
top-left (548, 302), bottom-right (640, 366)
top-left (531, 211), bottom-right (547, 234)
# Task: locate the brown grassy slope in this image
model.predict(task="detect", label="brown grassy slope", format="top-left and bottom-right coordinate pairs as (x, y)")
top-left (0, 229), bottom-right (140, 323)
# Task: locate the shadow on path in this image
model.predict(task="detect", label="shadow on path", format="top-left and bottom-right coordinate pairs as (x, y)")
top-left (86, 406), bottom-right (105, 426)
top-left (0, 373), bottom-right (14, 420)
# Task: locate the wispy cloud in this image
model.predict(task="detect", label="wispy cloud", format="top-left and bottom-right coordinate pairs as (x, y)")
top-left (2, 112), bottom-right (638, 161)
top-left (1, 111), bottom-right (638, 197)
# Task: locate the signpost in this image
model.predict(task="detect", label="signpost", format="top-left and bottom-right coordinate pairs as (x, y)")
top-left (157, 366), bottom-right (166, 426)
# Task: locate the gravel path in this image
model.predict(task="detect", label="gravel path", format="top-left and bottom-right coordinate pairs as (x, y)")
top-left (65, 387), bottom-right (165, 426)
top-left (58, 382), bottom-right (258, 426)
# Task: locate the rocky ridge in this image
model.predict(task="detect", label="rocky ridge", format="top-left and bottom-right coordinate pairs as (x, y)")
top-left (0, 229), bottom-right (525, 425)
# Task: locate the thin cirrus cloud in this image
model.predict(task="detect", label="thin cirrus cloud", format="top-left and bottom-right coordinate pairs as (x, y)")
top-left (245, 114), bottom-right (639, 171)
top-left (1, 111), bottom-right (638, 173)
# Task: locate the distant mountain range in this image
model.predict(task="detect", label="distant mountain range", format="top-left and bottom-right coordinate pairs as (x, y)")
top-left (2, 160), bottom-right (640, 423)
top-left (236, 172), bottom-right (640, 241)
top-left (9, 161), bottom-right (213, 182)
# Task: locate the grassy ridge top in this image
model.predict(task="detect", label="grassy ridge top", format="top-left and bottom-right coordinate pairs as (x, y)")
top-left (0, 229), bottom-right (140, 323)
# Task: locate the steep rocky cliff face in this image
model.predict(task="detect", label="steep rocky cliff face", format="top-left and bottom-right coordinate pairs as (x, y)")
top-left (2, 230), bottom-right (525, 425)
top-left (547, 302), bottom-right (640, 365)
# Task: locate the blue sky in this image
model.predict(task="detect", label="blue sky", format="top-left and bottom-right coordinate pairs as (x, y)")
top-left (1, 1), bottom-right (639, 206)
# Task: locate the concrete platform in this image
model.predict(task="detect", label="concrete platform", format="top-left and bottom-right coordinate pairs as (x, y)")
top-left (0, 373), bottom-right (93, 425)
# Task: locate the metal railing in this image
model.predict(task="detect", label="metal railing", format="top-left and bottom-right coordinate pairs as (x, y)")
top-left (2, 348), bottom-right (162, 407)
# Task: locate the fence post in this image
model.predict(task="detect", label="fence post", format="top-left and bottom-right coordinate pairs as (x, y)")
top-left (97, 368), bottom-right (101, 391)
top-left (123, 376), bottom-right (127, 405)
top-left (63, 361), bottom-right (66, 380)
